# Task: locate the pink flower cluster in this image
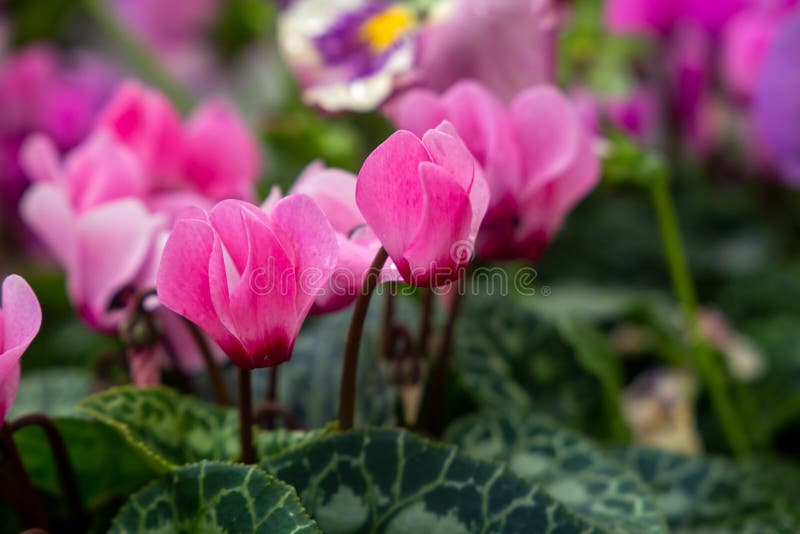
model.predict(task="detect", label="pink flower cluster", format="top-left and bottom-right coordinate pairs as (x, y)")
top-left (388, 81), bottom-right (599, 261)
top-left (20, 80), bottom-right (261, 375)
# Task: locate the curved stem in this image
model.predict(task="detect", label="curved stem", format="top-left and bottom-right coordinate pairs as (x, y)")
top-left (338, 247), bottom-right (389, 431)
top-left (650, 177), bottom-right (750, 457)
top-left (10, 414), bottom-right (88, 531)
top-left (0, 424), bottom-right (48, 530)
top-left (159, 331), bottom-right (193, 395)
top-left (183, 319), bottom-right (230, 406)
top-left (254, 401), bottom-right (305, 431)
top-left (238, 368), bottom-right (255, 464)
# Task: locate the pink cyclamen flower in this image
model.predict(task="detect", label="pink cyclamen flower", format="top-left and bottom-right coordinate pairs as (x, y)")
top-left (95, 80), bottom-right (184, 186)
top-left (387, 81), bottom-right (599, 262)
top-left (605, 0), bottom-right (747, 36)
top-left (355, 121), bottom-right (489, 286)
top-left (181, 99), bottom-right (261, 202)
top-left (157, 194), bottom-right (339, 369)
top-left (270, 161), bottom-right (391, 314)
top-left (0, 275), bottom-right (42, 426)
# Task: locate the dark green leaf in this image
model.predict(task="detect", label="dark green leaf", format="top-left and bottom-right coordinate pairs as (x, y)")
top-left (612, 445), bottom-right (800, 532)
top-left (77, 386), bottom-right (239, 469)
top-left (110, 462), bottom-right (320, 533)
top-left (264, 428), bottom-right (603, 533)
top-left (446, 413), bottom-right (666, 534)
top-left (454, 295), bottom-right (605, 434)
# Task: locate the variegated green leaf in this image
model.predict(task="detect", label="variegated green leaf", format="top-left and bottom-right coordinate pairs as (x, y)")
top-left (110, 462), bottom-right (321, 533)
top-left (256, 426), bottom-right (334, 460)
top-left (612, 445), bottom-right (800, 532)
top-left (446, 413), bottom-right (666, 534)
top-left (263, 428), bottom-right (604, 533)
top-left (454, 295), bottom-right (605, 433)
top-left (77, 386), bottom-right (239, 469)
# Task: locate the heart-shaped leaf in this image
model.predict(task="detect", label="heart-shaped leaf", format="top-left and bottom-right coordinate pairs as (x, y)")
top-left (263, 428), bottom-right (603, 533)
top-left (110, 462), bottom-right (321, 533)
top-left (446, 413), bottom-right (666, 534)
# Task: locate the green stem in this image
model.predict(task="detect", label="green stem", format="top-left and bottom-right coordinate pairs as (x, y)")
top-left (0, 424), bottom-right (49, 530)
top-left (338, 247), bottom-right (389, 431)
top-left (650, 176), bottom-right (750, 457)
top-left (83, 0), bottom-right (194, 113)
top-left (238, 368), bottom-right (255, 464)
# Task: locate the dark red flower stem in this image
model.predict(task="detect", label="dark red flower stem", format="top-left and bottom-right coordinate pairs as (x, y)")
top-left (238, 368), bottom-right (256, 464)
top-left (417, 288), bottom-right (434, 356)
top-left (338, 247), bottom-right (389, 431)
top-left (159, 331), bottom-right (193, 394)
top-left (428, 290), bottom-right (463, 437)
top-left (10, 414), bottom-right (88, 531)
top-left (380, 288), bottom-right (396, 360)
top-left (183, 318), bottom-right (230, 406)
top-left (0, 423), bottom-right (49, 530)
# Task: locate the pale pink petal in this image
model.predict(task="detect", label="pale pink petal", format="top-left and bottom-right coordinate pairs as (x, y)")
top-left (290, 163), bottom-right (363, 233)
top-left (269, 194), bottom-right (339, 320)
top-left (70, 200), bottom-right (165, 331)
top-left (20, 183), bottom-right (77, 267)
top-left (383, 89), bottom-right (446, 137)
top-left (20, 134), bottom-right (62, 184)
top-left (511, 86), bottom-right (582, 192)
top-left (402, 162), bottom-right (472, 286)
top-left (260, 185), bottom-right (283, 213)
top-left (157, 217), bottom-right (246, 362)
top-left (356, 130), bottom-right (429, 259)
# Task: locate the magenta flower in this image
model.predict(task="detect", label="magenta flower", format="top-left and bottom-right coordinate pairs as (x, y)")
top-left (355, 121), bottom-right (489, 286)
top-left (181, 99), bottom-right (262, 202)
top-left (387, 81), bottom-right (599, 261)
top-left (96, 81), bottom-right (184, 186)
top-left (271, 162), bottom-right (394, 314)
top-left (754, 8), bottom-right (800, 187)
top-left (157, 195), bottom-right (339, 369)
top-left (0, 275), bottom-right (43, 426)
top-left (605, 0), bottom-right (747, 36)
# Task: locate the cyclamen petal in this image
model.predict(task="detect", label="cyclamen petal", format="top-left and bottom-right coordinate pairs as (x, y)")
top-left (157, 195), bottom-right (339, 369)
top-left (356, 123), bottom-right (487, 286)
top-left (0, 275), bottom-right (42, 426)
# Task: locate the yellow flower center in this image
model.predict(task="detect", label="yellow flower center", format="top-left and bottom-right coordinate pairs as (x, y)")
top-left (359, 6), bottom-right (416, 53)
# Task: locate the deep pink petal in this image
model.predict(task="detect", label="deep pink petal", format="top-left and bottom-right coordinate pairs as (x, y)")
top-left (356, 130), bottom-right (430, 259)
top-left (228, 209), bottom-right (297, 368)
top-left (181, 99), bottom-right (261, 201)
top-left (421, 123), bottom-right (475, 192)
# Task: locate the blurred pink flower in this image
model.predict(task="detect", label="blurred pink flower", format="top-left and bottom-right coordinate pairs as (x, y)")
top-left (416, 0), bottom-right (557, 101)
top-left (96, 81), bottom-right (184, 186)
top-left (20, 186), bottom-right (165, 332)
top-left (0, 45), bottom-right (114, 226)
top-left (157, 195), bottom-right (338, 369)
top-left (605, 0), bottom-right (748, 36)
top-left (356, 121), bottom-right (489, 285)
top-left (387, 81), bottom-right (599, 262)
top-left (0, 275), bottom-right (43, 426)
top-left (181, 99), bottom-right (262, 202)
top-left (272, 161), bottom-right (394, 314)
